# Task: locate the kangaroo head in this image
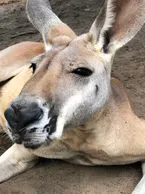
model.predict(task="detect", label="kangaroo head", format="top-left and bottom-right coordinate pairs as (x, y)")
top-left (5, 0), bottom-right (145, 148)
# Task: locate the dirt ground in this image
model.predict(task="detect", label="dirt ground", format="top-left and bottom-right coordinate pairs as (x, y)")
top-left (0, 0), bottom-right (145, 193)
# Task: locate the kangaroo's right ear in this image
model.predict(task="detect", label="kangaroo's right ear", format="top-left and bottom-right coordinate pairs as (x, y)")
top-left (26, 0), bottom-right (76, 51)
top-left (0, 42), bottom-right (44, 83)
top-left (90, 0), bottom-right (145, 55)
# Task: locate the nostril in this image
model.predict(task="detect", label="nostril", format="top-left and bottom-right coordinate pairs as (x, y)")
top-left (4, 102), bottom-right (43, 130)
top-left (11, 103), bottom-right (20, 115)
top-left (4, 107), bottom-right (19, 129)
top-left (18, 105), bottom-right (43, 129)
top-left (37, 109), bottom-right (43, 120)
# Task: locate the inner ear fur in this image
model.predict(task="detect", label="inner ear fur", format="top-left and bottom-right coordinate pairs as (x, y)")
top-left (47, 23), bottom-right (76, 46)
top-left (90, 0), bottom-right (145, 54)
top-left (26, 0), bottom-right (76, 51)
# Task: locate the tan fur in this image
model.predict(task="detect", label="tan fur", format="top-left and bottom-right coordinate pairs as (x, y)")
top-left (61, 79), bottom-right (145, 165)
top-left (1, 35), bottom-right (145, 167)
top-left (2, 69), bottom-right (145, 166)
top-left (0, 42), bottom-right (44, 82)
top-left (48, 23), bottom-right (76, 46)
top-left (1, 38), bottom-right (145, 165)
top-left (1, 0), bottom-right (145, 192)
top-left (0, 66), bottom-right (32, 131)
top-left (112, 0), bottom-right (145, 41)
top-left (0, 42), bottom-right (44, 131)
top-left (30, 78), bottom-right (145, 166)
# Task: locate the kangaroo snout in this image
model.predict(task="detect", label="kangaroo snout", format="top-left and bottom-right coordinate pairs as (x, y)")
top-left (4, 96), bottom-right (43, 131)
top-left (4, 95), bottom-right (52, 148)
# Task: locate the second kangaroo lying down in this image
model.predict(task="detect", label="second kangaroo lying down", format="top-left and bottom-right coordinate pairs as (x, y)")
top-left (0, 0), bottom-right (145, 193)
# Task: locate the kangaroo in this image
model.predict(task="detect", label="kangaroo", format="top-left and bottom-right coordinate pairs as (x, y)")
top-left (0, 0), bottom-right (145, 193)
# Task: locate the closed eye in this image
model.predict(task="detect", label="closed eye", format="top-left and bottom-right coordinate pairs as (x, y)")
top-left (72, 67), bottom-right (93, 77)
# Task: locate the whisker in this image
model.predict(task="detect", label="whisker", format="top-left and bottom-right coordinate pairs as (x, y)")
top-left (18, 127), bottom-right (26, 133)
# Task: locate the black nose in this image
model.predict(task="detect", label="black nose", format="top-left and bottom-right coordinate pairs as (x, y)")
top-left (4, 101), bottom-right (43, 130)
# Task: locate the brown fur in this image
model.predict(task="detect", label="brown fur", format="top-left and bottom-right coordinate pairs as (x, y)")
top-left (1, 1), bottom-right (145, 192)
top-left (1, 37), bottom-right (145, 166)
top-left (48, 23), bottom-right (76, 46)
top-left (1, 45), bottom-right (145, 165)
top-left (112, 0), bottom-right (145, 41)
top-left (0, 42), bottom-right (44, 131)
top-left (15, 77), bottom-right (145, 167)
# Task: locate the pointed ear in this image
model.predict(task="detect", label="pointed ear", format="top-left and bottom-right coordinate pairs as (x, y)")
top-left (90, 0), bottom-right (145, 54)
top-left (26, 0), bottom-right (76, 51)
top-left (0, 42), bottom-right (44, 83)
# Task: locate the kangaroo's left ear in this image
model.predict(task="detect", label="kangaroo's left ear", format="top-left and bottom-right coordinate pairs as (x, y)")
top-left (26, 0), bottom-right (76, 51)
top-left (90, 0), bottom-right (145, 54)
top-left (0, 42), bottom-right (44, 83)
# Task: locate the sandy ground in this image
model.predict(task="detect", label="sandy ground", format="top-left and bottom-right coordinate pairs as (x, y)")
top-left (0, 0), bottom-right (145, 193)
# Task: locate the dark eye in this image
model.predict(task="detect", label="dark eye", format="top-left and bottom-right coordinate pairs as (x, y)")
top-left (72, 68), bottom-right (92, 77)
top-left (29, 62), bottom-right (37, 74)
